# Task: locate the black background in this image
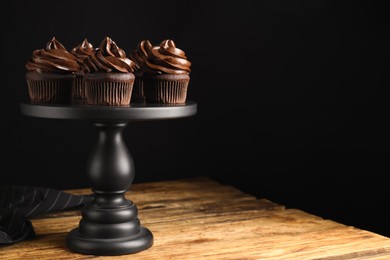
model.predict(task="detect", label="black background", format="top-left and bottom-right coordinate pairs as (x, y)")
top-left (1, 1), bottom-right (389, 237)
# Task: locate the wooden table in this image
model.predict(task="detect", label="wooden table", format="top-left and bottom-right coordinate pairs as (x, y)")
top-left (1, 177), bottom-right (390, 259)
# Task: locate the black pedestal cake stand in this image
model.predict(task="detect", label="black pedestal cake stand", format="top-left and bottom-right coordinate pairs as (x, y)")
top-left (20, 101), bottom-right (197, 256)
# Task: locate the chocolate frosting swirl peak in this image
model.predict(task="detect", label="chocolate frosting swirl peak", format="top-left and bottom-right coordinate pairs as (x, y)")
top-left (71, 38), bottom-right (94, 59)
top-left (129, 39), bottom-right (153, 71)
top-left (26, 37), bottom-right (80, 73)
top-left (84, 37), bottom-right (135, 73)
top-left (71, 38), bottom-right (97, 72)
top-left (46, 37), bottom-right (67, 50)
top-left (144, 39), bottom-right (191, 75)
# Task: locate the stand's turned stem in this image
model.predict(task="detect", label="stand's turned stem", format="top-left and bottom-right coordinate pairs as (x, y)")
top-left (66, 122), bottom-right (153, 256)
top-left (88, 122), bottom-right (134, 194)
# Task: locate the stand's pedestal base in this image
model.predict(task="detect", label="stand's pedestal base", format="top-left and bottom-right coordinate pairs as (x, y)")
top-left (66, 227), bottom-right (153, 256)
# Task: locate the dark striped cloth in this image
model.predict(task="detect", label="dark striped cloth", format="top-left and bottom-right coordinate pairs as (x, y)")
top-left (0, 185), bottom-right (93, 245)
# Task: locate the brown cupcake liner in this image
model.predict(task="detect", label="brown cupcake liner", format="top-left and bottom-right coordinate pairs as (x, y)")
top-left (131, 78), bottom-right (145, 103)
top-left (27, 80), bottom-right (72, 104)
top-left (72, 76), bottom-right (86, 101)
top-left (85, 81), bottom-right (134, 106)
top-left (143, 79), bottom-right (189, 104)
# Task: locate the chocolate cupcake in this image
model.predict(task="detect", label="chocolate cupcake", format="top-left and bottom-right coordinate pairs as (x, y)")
top-left (70, 38), bottom-right (95, 102)
top-left (128, 39), bottom-right (153, 103)
top-left (142, 39), bottom-right (191, 104)
top-left (83, 37), bottom-right (136, 106)
top-left (25, 37), bottom-right (80, 104)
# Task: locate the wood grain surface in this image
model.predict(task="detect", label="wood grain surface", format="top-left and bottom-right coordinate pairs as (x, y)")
top-left (1, 177), bottom-right (389, 259)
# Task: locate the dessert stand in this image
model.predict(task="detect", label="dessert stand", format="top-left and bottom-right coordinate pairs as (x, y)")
top-left (20, 101), bottom-right (197, 256)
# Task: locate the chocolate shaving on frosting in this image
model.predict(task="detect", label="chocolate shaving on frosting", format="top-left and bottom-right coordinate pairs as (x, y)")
top-left (84, 37), bottom-right (135, 73)
top-left (143, 39), bottom-right (191, 75)
top-left (26, 37), bottom-right (80, 73)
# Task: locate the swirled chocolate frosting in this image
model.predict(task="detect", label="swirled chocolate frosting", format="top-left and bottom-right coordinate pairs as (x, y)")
top-left (144, 39), bottom-right (191, 74)
top-left (71, 38), bottom-right (97, 72)
top-left (129, 40), bottom-right (153, 71)
top-left (84, 37), bottom-right (135, 73)
top-left (26, 37), bottom-right (80, 73)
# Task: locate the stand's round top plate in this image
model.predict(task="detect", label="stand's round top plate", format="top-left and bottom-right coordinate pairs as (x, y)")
top-left (20, 101), bottom-right (197, 121)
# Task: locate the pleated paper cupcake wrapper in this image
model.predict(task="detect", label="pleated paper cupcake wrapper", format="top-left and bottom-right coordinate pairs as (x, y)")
top-left (27, 80), bottom-right (72, 104)
top-left (72, 77), bottom-right (86, 101)
top-left (131, 78), bottom-right (145, 103)
top-left (143, 80), bottom-right (189, 104)
top-left (85, 81), bottom-right (133, 106)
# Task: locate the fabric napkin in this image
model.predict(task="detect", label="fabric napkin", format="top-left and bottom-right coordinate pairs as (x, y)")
top-left (0, 185), bottom-right (92, 245)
